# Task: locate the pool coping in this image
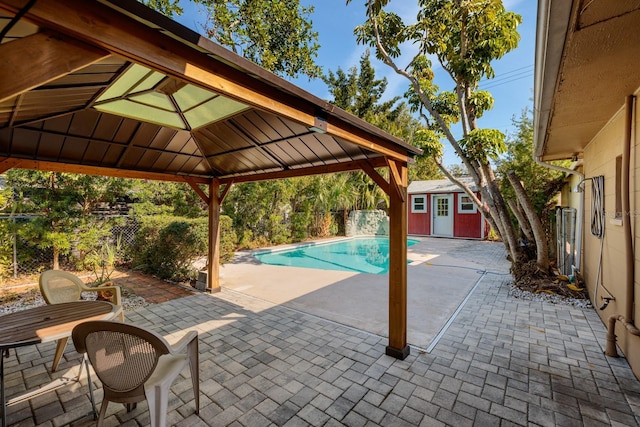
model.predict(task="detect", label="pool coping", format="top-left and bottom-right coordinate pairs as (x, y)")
top-left (245, 235), bottom-right (424, 275)
top-left (249, 234), bottom-right (416, 256)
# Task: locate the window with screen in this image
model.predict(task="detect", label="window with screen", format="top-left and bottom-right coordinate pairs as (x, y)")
top-left (458, 194), bottom-right (477, 213)
top-left (412, 195), bottom-right (427, 213)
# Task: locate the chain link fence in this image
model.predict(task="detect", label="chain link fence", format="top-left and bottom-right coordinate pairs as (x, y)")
top-left (0, 215), bottom-right (138, 282)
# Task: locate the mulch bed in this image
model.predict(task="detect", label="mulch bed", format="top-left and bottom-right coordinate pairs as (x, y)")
top-left (511, 260), bottom-right (589, 300)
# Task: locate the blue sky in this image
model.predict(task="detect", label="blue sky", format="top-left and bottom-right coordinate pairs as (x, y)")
top-left (175, 1), bottom-right (536, 167)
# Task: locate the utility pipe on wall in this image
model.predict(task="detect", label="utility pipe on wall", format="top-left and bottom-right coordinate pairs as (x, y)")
top-left (606, 95), bottom-right (639, 357)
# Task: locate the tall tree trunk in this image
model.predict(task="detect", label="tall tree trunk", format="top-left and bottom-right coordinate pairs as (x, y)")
top-left (482, 162), bottom-right (521, 263)
top-left (507, 199), bottom-right (534, 242)
top-left (507, 170), bottom-right (549, 271)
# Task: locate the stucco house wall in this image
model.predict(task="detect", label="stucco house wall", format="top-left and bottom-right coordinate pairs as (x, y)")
top-left (581, 97), bottom-right (640, 371)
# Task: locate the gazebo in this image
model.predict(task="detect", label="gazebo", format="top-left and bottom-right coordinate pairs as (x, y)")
top-left (0, 0), bottom-right (422, 359)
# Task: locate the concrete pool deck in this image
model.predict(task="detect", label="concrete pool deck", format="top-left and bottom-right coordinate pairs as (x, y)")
top-left (220, 237), bottom-right (511, 349)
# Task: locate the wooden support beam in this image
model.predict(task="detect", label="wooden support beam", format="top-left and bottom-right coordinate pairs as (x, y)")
top-left (359, 160), bottom-right (390, 196)
top-left (186, 178), bottom-right (210, 205)
top-left (218, 180), bottom-right (234, 205)
top-left (386, 159), bottom-right (406, 203)
top-left (218, 157), bottom-right (388, 185)
top-left (0, 157), bottom-right (23, 174)
top-left (5, 158), bottom-right (210, 184)
top-left (207, 179), bottom-right (222, 292)
top-left (0, 31), bottom-right (109, 103)
top-left (0, 0), bottom-right (412, 163)
top-left (326, 122), bottom-right (411, 163)
top-left (386, 159), bottom-right (409, 360)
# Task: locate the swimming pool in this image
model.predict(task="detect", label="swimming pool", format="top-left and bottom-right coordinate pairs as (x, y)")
top-left (253, 236), bottom-right (419, 274)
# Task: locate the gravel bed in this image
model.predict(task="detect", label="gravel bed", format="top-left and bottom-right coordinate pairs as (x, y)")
top-left (0, 290), bottom-right (148, 315)
top-left (508, 285), bottom-right (593, 309)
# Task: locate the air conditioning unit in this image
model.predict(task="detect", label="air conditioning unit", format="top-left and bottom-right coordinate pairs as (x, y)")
top-left (555, 207), bottom-right (576, 276)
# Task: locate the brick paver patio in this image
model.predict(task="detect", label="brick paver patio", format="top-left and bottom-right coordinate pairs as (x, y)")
top-left (4, 240), bottom-right (640, 426)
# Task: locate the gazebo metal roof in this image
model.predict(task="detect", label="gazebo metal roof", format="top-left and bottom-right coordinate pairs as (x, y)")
top-left (0, 0), bottom-right (421, 183)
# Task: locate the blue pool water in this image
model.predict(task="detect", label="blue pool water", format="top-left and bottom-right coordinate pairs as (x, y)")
top-left (254, 236), bottom-right (419, 274)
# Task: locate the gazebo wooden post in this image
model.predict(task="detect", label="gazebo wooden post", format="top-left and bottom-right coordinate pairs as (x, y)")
top-left (386, 159), bottom-right (409, 359)
top-left (207, 178), bottom-right (221, 292)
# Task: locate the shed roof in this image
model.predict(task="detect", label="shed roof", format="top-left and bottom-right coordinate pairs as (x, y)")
top-left (407, 178), bottom-right (476, 194)
top-left (0, 0), bottom-right (421, 184)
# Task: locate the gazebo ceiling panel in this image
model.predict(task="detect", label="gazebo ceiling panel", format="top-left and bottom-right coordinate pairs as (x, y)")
top-left (148, 127), bottom-right (181, 151)
top-left (333, 136), bottom-right (369, 159)
top-left (272, 139), bottom-right (328, 166)
top-left (237, 111), bottom-right (291, 142)
top-left (103, 145), bottom-right (124, 165)
top-left (0, 129), bottom-right (13, 153)
top-left (92, 114), bottom-right (127, 142)
top-left (118, 147), bottom-right (193, 175)
top-left (37, 135), bottom-right (64, 160)
top-left (45, 61), bottom-right (125, 87)
top-left (7, 92), bottom-right (83, 125)
top-left (59, 137), bottom-right (88, 161)
top-left (176, 156), bottom-right (206, 175)
top-left (313, 134), bottom-right (353, 160)
top-left (138, 150), bottom-right (164, 170)
top-left (38, 115), bottom-right (71, 134)
top-left (112, 119), bottom-right (142, 145)
top-left (10, 128), bottom-right (38, 157)
top-left (0, 104), bottom-right (12, 127)
top-left (209, 153), bottom-right (263, 176)
top-left (224, 147), bottom-right (283, 172)
top-left (164, 131), bottom-right (197, 155)
top-left (68, 110), bottom-right (104, 136)
top-left (2, 58), bottom-right (125, 128)
top-left (194, 122), bottom-right (254, 156)
top-left (227, 146), bottom-right (285, 170)
top-left (268, 141), bottom-right (308, 165)
top-left (0, 12), bottom-right (37, 41)
top-left (128, 123), bottom-right (166, 151)
top-left (82, 142), bottom-right (110, 165)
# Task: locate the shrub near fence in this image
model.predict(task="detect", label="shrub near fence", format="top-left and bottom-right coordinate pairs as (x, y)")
top-left (128, 214), bottom-right (236, 282)
top-left (0, 214), bottom-right (236, 283)
top-left (0, 216), bottom-right (54, 279)
top-left (0, 217), bottom-right (13, 279)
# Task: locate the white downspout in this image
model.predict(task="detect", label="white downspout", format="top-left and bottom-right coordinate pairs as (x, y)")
top-left (534, 157), bottom-right (584, 271)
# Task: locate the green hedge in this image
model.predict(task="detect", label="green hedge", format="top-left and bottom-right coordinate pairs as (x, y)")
top-left (129, 215), bottom-right (236, 282)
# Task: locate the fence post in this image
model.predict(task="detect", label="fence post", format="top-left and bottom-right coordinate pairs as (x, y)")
top-left (12, 217), bottom-right (17, 279)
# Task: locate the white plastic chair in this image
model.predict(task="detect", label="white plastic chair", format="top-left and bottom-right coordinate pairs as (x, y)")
top-left (72, 320), bottom-right (199, 427)
top-left (39, 269), bottom-right (124, 371)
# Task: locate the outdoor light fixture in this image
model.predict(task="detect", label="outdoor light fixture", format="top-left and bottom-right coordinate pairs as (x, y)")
top-left (93, 63), bottom-right (249, 130)
top-left (309, 113), bottom-right (328, 134)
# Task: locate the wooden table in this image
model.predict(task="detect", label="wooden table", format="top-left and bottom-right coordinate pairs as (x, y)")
top-left (0, 301), bottom-right (122, 427)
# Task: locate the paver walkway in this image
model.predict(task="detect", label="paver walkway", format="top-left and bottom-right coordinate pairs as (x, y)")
top-left (4, 240), bottom-right (640, 426)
